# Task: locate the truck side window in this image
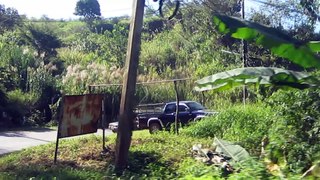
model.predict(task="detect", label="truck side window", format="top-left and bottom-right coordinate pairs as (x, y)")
top-left (178, 105), bottom-right (188, 112)
top-left (165, 104), bottom-right (176, 113)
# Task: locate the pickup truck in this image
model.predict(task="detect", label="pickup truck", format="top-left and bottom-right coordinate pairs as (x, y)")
top-left (108, 101), bottom-right (217, 134)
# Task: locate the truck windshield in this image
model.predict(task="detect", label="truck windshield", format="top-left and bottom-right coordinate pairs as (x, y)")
top-left (186, 102), bottom-right (205, 111)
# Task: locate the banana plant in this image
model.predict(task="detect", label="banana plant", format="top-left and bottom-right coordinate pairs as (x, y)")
top-left (194, 67), bottom-right (320, 92)
top-left (213, 15), bottom-right (320, 69)
top-left (308, 41), bottom-right (320, 53)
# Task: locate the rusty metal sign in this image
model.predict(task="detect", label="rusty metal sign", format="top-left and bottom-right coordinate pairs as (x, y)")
top-left (59, 94), bottom-right (103, 138)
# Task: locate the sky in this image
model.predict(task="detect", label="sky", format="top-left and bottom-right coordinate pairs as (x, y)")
top-left (0, 0), bottom-right (140, 19)
top-left (0, 0), bottom-right (258, 20)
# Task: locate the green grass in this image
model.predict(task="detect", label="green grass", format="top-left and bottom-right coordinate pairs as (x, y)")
top-left (182, 104), bottom-right (275, 156)
top-left (0, 130), bottom-right (217, 179)
top-left (0, 128), bottom-right (306, 179)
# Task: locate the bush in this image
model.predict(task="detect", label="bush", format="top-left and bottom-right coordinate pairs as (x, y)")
top-left (266, 89), bottom-right (320, 173)
top-left (182, 104), bottom-right (275, 156)
top-left (6, 90), bottom-right (38, 126)
top-left (28, 63), bottom-right (60, 123)
top-left (0, 87), bottom-right (7, 109)
top-left (61, 63), bottom-right (123, 95)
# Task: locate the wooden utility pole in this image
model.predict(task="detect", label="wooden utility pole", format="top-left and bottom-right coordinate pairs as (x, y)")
top-left (241, 0), bottom-right (248, 105)
top-left (115, 0), bottom-right (145, 170)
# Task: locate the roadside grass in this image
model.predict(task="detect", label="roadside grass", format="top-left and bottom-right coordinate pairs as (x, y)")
top-left (182, 104), bottom-right (274, 156)
top-left (0, 130), bottom-right (215, 179)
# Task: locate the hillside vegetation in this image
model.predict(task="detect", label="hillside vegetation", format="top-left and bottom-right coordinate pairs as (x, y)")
top-left (1, 0), bottom-right (320, 178)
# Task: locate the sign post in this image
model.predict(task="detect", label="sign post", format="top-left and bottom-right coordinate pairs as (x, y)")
top-left (54, 96), bottom-right (64, 164)
top-left (53, 95), bottom-right (103, 163)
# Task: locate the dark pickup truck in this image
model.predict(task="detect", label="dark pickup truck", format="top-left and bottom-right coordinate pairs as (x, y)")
top-left (108, 101), bottom-right (217, 133)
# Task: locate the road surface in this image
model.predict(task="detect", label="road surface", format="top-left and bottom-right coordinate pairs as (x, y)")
top-left (0, 128), bottom-right (113, 155)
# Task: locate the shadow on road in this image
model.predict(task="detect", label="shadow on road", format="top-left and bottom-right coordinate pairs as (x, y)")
top-left (0, 127), bottom-right (56, 142)
top-left (0, 127), bottom-right (56, 133)
top-left (1, 133), bottom-right (53, 142)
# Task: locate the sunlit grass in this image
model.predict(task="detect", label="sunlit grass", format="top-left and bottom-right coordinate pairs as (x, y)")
top-left (0, 130), bottom-right (213, 179)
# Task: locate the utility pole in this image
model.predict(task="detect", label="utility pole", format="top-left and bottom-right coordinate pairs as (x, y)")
top-left (115, 0), bottom-right (145, 170)
top-left (241, 0), bottom-right (248, 105)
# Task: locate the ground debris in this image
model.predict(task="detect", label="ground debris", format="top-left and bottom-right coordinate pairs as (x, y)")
top-left (192, 144), bottom-right (234, 174)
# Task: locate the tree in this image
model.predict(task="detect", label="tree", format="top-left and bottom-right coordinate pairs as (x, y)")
top-left (248, 0), bottom-right (318, 31)
top-left (22, 25), bottom-right (61, 62)
top-left (0, 4), bottom-right (21, 34)
top-left (245, 0), bottom-right (320, 70)
top-left (0, 31), bottom-right (37, 92)
top-left (212, 15), bottom-right (320, 69)
top-left (300, 0), bottom-right (320, 25)
top-left (74, 0), bottom-right (101, 21)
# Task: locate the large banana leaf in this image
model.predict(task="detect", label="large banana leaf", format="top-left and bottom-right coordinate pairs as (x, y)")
top-left (308, 41), bottom-right (320, 53)
top-left (213, 137), bottom-right (250, 162)
top-left (213, 15), bottom-right (320, 69)
top-left (194, 67), bottom-right (320, 92)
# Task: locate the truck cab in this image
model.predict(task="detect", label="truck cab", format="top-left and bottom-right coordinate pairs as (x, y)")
top-left (108, 101), bottom-right (217, 134)
top-left (138, 101), bottom-right (216, 133)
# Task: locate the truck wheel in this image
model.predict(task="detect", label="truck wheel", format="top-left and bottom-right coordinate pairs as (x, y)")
top-left (149, 122), bottom-right (162, 134)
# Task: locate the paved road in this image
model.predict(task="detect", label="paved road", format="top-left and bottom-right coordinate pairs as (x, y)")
top-left (0, 128), bottom-right (113, 155)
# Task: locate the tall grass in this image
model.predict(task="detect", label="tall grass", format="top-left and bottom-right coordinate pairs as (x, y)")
top-left (182, 103), bottom-right (275, 155)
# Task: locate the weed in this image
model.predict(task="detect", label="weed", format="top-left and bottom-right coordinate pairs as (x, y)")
top-left (182, 104), bottom-right (274, 156)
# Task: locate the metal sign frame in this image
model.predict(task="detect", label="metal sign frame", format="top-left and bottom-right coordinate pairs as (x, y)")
top-left (54, 94), bottom-right (106, 164)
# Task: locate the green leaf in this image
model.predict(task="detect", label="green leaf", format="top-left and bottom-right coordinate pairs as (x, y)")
top-left (213, 137), bottom-right (250, 162)
top-left (194, 67), bottom-right (320, 92)
top-left (308, 41), bottom-right (320, 52)
top-left (213, 15), bottom-right (320, 69)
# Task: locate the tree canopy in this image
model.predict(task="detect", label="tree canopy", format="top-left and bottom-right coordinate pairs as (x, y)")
top-left (0, 4), bottom-right (21, 34)
top-left (74, 0), bottom-right (101, 21)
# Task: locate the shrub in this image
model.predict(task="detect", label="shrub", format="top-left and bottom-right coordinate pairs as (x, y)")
top-left (227, 158), bottom-right (273, 179)
top-left (6, 90), bottom-right (38, 126)
top-left (61, 62), bottom-right (123, 95)
top-left (182, 104), bottom-right (275, 155)
top-left (0, 86), bottom-right (7, 108)
top-left (28, 63), bottom-right (60, 123)
top-left (177, 158), bottom-right (222, 179)
top-left (266, 89), bottom-right (320, 173)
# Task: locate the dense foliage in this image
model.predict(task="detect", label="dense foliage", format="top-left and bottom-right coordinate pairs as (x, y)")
top-left (266, 89), bottom-right (320, 173)
top-left (1, 0), bottom-right (320, 178)
top-left (182, 104), bottom-right (275, 155)
top-left (0, 4), bottom-right (21, 34)
top-left (74, 0), bottom-right (101, 23)
top-left (0, 131), bottom-right (275, 179)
